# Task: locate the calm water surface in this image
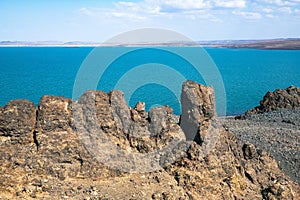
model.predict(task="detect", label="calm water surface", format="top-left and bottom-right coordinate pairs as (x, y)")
top-left (0, 47), bottom-right (299, 115)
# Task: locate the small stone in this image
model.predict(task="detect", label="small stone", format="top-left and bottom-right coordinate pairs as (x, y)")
top-left (154, 176), bottom-right (160, 183)
top-left (31, 178), bottom-right (42, 187)
top-left (242, 143), bottom-right (257, 160)
top-left (135, 102), bottom-right (145, 112)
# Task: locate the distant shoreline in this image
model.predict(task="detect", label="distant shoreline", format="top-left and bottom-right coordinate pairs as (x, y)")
top-left (1, 38), bottom-right (300, 50)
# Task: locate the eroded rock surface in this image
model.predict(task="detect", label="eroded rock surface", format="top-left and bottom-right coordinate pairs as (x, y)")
top-left (0, 81), bottom-right (299, 199)
top-left (245, 86), bottom-right (300, 115)
top-left (0, 99), bottom-right (36, 144)
top-left (180, 81), bottom-right (218, 145)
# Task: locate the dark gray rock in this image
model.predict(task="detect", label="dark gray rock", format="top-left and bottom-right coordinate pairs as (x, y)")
top-left (148, 106), bottom-right (170, 136)
top-left (77, 90), bottom-right (117, 134)
top-left (0, 99), bottom-right (36, 143)
top-left (180, 80), bottom-right (217, 143)
top-left (110, 90), bottom-right (131, 134)
top-left (36, 96), bottom-right (73, 132)
top-left (246, 86), bottom-right (300, 115)
top-left (223, 109), bottom-right (300, 185)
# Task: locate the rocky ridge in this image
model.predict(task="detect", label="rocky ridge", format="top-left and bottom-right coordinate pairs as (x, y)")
top-left (0, 81), bottom-right (299, 199)
top-left (244, 86), bottom-right (300, 115)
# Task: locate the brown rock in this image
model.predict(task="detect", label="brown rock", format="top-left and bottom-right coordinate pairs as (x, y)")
top-left (0, 81), bottom-right (299, 199)
top-left (135, 101), bottom-right (145, 112)
top-left (132, 101), bottom-right (148, 124)
top-left (167, 129), bottom-right (300, 200)
top-left (242, 143), bottom-right (257, 160)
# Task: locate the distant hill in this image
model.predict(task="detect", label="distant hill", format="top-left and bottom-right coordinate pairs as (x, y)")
top-left (203, 38), bottom-right (300, 50)
top-left (1, 38), bottom-right (300, 49)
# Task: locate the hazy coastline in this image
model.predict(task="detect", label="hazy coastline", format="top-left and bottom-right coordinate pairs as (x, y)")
top-left (1, 38), bottom-right (300, 49)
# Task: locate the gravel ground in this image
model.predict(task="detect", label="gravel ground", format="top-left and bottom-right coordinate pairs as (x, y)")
top-left (220, 109), bottom-right (300, 185)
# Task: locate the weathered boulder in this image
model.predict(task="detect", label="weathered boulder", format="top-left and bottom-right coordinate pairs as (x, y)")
top-left (36, 96), bottom-right (73, 132)
top-left (169, 81), bottom-right (300, 199)
top-left (148, 106), bottom-right (170, 135)
top-left (0, 99), bottom-right (36, 143)
top-left (246, 86), bottom-right (300, 115)
top-left (110, 90), bottom-right (132, 134)
top-left (167, 128), bottom-right (300, 199)
top-left (180, 80), bottom-right (217, 144)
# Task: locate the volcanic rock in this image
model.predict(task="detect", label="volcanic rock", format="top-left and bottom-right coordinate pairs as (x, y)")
top-left (245, 86), bottom-right (300, 115)
top-left (0, 99), bottom-right (36, 144)
top-left (0, 81), bottom-right (299, 199)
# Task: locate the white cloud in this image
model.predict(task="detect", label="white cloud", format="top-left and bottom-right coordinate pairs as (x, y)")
top-left (116, 0), bottom-right (248, 15)
top-left (78, 0), bottom-right (222, 22)
top-left (232, 11), bottom-right (262, 19)
top-left (261, 0), bottom-right (300, 6)
top-left (159, 0), bottom-right (247, 9)
top-left (213, 0), bottom-right (246, 8)
top-left (110, 12), bottom-right (147, 20)
top-left (78, 7), bottom-right (148, 21)
top-left (160, 0), bottom-right (209, 10)
top-left (78, 0), bottom-right (300, 23)
top-left (265, 14), bottom-right (275, 18)
top-left (262, 8), bottom-right (274, 13)
top-left (78, 7), bottom-right (96, 17)
top-left (278, 6), bottom-right (293, 13)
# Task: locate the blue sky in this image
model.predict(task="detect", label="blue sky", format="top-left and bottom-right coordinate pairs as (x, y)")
top-left (0, 0), bottom-right (300, 41)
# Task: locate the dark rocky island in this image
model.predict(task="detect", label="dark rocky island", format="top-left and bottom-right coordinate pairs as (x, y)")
top-left (0, 81), bottom-right (299, 199)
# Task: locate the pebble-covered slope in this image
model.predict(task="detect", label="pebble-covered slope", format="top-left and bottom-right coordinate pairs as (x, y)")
top-left (223, 85), bottom-right (300, 185)
top-left (222, 109), bottom-right (300, 185)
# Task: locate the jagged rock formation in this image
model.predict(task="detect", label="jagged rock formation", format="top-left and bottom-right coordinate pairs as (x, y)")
top-left (245, 86), bottom-right (300, 115)
top-left (180, 82), bottom-right (217, 143)
top-left (0, 81), bottom-right (299, 199)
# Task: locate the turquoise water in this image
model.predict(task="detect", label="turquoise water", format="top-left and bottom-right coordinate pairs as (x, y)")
top-left (0, 47), bottom-right (299, 115)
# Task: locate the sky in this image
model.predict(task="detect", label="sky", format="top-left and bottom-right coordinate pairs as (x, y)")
top-left (0, 0), bottom-right (300, 41)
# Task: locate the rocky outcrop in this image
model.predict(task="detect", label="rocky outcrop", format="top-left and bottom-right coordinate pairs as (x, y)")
top-left (180, 81), bottom-right (217, 144)
top-left (0, 81), bottom-right (299, 199)
top-left (0, 99), bottom-right (36, 144)
top-left (245, 86), bottom-right (300, 115)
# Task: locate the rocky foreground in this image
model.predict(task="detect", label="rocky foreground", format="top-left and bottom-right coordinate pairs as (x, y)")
top-left (0, 81), bottom-right (299, 199)
top-left (222, 109), bottom-right (300, 186)
top-left (222, 86), bottom-right (300, 186)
